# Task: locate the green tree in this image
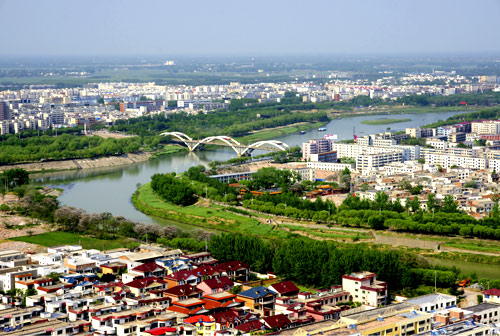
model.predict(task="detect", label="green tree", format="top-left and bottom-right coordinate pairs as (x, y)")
top-left (442, 195), bottom-right (459, 213)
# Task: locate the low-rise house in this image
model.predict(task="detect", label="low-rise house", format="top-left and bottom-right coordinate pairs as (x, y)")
top-left (237, 286), bottom-right (277, 316)
top-left (183, 252), bottom-right (216, 266)
top-left (405, 293), bottom-right (457, 313)
top-left (125, 277), bottom-right (167, 297)
top-left (214, 261), bottom-right (250, 282)
top-left (0, 306), bottom-right (44, 328)
top-left (234, 319), bottom-right (264, 334)
top-left (483, 288), bottom-right (500, 304)
top-left (342, 271), bottom-right (388, 307)
top-left (0, 250), bottom-right (28, 268)
top-left (467, 302), bottom-right (500, 324)
top-left (63, 257), bottom-right (98, 274)
top-left (168, 298), bottom-right (209, 316)
top-left (197, 276), bottom-right (234, 296)
top-left (101, 262), bottom-right (127, 275)
top-left (203, 292), bottom-right (243, 312)
top-left (269, 281), bottom-right (300, 298)
top-left (183, 315), bottom-right (216, 336)
top-left (261, 313), bottom-right (292, 331)
top-left (164, 284), bottom-right (203, 302)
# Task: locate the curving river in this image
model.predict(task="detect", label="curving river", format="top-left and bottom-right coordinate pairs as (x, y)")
top-left (31, 110), bottom-right (464, 227)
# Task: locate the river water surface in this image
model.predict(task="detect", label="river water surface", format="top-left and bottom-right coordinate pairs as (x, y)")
top-left (33, 110), bottom-right (500, 277)
top-left (32, 111), bottom-right (464, 226)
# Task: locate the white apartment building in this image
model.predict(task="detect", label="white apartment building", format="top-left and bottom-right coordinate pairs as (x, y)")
top-left (405, 293), bottom-right (457, 313)
top-left (424, 153), bottom-right (487, 170)
top-left (426, 138), bottom-right (449, 149)
top-left (356, 151), bottom-right (404, 174)
top-left (471, 120), bottom-right (500, 135)
top-left (302, 139), bottom-right (333, 160)
top-left (342, 271), bottom-right (388, 307)
top-left (330, 143), bottom-right (419, 161)
top-left (306, 162), bottom-right (354, 171)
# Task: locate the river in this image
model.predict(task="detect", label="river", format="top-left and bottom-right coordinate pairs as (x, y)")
top-left (32, 110), bottom-right (463, 229)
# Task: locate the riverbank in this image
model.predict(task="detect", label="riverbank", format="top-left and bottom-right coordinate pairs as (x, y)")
top-left (0, 152), bottom-right (153, 174)
top-left (236, 121), bottom-right (328, 143)
top-left (132, 183), bottom-right (294, 239)
top-left (361, 118), bottom-right (412, 125)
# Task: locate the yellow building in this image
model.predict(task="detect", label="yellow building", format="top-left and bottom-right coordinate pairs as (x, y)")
top-left (183, 315), bottom-right (216, 336)
top-left (293, 302), bottom-right (431, 336)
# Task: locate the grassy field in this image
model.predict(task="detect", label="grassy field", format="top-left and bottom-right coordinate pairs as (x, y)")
top-left (150, 145), bottom-right (188, 159)
top-left (133, 183), bottom-right (294, 239)
top-left (237, 121), bottom-right (327, 143)
top-left (10, 231), bottom-right (134, 250)
top-left (280, 224), bottom-right (372, 241)
top-left (442, 241), bottom-right (500, 254)
top-left (361, 118), bottom-right (412, 125)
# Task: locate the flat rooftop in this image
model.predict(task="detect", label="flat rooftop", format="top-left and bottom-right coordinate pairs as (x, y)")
top-left (406, 293), bottom-right (456, 306)
top-left (419, 320), bottom-right (488, 336)
top-left (465, 302), bottom-right (500, 313)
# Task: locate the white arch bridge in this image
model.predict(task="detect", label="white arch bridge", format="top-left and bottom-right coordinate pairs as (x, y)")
top-left (160, 132), bottom-right (289, 156)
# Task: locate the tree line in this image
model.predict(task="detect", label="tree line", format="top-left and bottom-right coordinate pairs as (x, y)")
top-left (0, 133), bottom-right (143, 164)
top-left (209, 233), bottom-right (459, 290)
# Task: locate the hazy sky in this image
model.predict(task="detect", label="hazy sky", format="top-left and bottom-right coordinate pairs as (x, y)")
top-left (1, 0), bottom-right (500, 56)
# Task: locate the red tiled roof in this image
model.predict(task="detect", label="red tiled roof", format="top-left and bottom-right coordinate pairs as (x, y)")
top-left (269, 281), bottom-right (299, 295)
top-left (235, 320), bottom-right (264, 332)
top-left (211, 310), bottom-right (240, 324)
top-left (215, 261), bottom-right (249, 273)
top-left (124, 277), bottom-right (165, 289)
top-left (484, 288), bottom-right (500, 296)
top-left (263, 314), bottom-right (291, 329)
top-left (167, 265), bottom-right (218, 281)
top-left (146, 327), bottom-right (177, 335)
top-left (165, 284), bottom-right (202, 297)
top-left (200, 276), bottom-right (234, 290)
top-left (184, 315), bottom-right (214, 324)
top-left (132, 262), bottom-right (165, 273)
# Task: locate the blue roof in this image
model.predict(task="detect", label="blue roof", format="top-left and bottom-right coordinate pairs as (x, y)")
top-left (239, 286), bottom-right (277, 299)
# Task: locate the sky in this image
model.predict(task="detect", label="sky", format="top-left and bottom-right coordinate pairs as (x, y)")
top-left (1, 0), bottom-right (500, 57)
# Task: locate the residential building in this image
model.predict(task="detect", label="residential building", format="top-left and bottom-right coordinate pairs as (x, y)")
top-left (237, 286), bottom-right (277, 316)
top-left (483, 288), bottom-right (500, 304)
top-left (342, 271), bottom-right (388, 307)
top-left (405, 293), bottom-right (457, 313)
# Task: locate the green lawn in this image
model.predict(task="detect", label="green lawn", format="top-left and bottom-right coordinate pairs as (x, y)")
top-left (10, 231), bottom-right (134, 250)
top-left (133, 183), bottom-right (294, 239)
top-left (443, 242), bottom-right (500, 254)
top-left (280, 224), bottom-right (372, 241)
top-left (361, 118), bottom-right (412, 125)
top-left (150, 145), bottom-right (187, 159)
top-left (236, 121), bottom-right (327, 143)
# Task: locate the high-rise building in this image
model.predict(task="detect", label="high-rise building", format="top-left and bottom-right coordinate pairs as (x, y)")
top-left (0, 102), bottom-right (10, 121)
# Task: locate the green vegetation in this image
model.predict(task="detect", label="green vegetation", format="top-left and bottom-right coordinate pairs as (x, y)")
top-left (133, 183), bottom-right (292, 239)
top-left (150, 145), bottom-right (187, 159)
top-left (151, 173), bottom-right (198, 206)
top-left (209, 233), bottom-right (459, 290)
top-left (0, 168), bottom-right (30, 191)
top-left (0, 133), bottom-right (143, 164)
top-left (361, 118), bottom-right (412, 125)
top-left (236, 121), bottom-right (327, 143)
top-left (424, 106), bottom-right (500, 128)
top-left (399, 91), bottom-right (500, 107)
top-left (11, 231), bottom-right (134, 250)
top-left (111, 103), bottom-right (329, 139)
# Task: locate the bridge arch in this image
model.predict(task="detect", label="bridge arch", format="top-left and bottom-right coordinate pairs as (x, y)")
top-left (192, 136), bottom-right (242, 155)
top-left (160, 132), bottom-right (194, 150)
top-left (241, 140), bottom-right (289, 156)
